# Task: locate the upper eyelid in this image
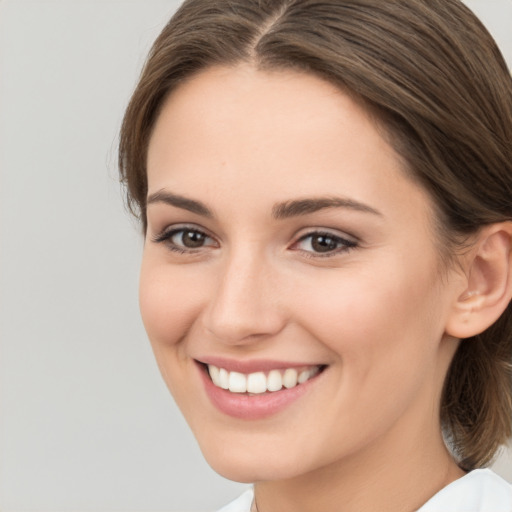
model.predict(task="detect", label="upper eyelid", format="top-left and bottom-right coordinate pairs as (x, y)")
top-left (152, 223), bottom-right (215, 241)
top-left (293, 227), bottom-right (358, 243)
top-left (293, 232), bottom-right (357, 247)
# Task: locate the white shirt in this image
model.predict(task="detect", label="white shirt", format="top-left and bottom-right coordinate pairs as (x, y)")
top-left (217, 469), bottom-right (512, 512)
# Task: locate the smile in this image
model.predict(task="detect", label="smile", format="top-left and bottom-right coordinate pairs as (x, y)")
top-left (207, 364), bottom-right (323, 394)
top-left (197, 358), bottom-right (328, 419)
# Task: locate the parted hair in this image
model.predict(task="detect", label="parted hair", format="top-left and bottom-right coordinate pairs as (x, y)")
top-left (119, 0), bottom-right (512, 470)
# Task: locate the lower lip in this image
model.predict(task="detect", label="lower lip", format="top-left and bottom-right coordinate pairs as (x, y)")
top-left (198, 364), bottom-right (322, 420)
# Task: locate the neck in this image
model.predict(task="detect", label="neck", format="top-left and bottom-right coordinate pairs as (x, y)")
top-left (253, 414), bottom-right (464, 512)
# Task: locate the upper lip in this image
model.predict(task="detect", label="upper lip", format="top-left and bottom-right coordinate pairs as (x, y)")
top-left (196, 356), bottom-right (325, 374)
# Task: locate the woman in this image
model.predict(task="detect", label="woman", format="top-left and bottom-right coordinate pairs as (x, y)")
top-left (119, 0), bottom-right (512, 510)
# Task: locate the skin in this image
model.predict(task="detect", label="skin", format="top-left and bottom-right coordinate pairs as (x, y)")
top-left (141, 64), bottom-right (468, 512)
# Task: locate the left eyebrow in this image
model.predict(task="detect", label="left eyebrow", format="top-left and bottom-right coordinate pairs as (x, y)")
top-left (272, 196), bottom-right (382, 219)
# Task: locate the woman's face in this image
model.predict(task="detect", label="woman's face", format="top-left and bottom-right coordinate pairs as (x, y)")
top-left (141, 65), bottom-right (463, 482)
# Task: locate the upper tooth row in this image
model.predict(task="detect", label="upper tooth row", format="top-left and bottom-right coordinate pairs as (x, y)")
top-left (207, 365), bottom-right (320, 394)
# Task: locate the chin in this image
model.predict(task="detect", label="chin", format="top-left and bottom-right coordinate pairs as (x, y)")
top-left (205, 454), bottom-right (301, 483)
top-left (196, 433), bottom-right (318, 483)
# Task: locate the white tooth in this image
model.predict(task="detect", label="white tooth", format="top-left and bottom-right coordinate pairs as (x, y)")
top-left (229, 371), bottom-right (247, 393)
top-left (208, 365), bottom-right (221, 386)
top-left (247, 372), bottom-right (267, 394)
top-left (267, 370), bottom-right (283, 392)
top-left (283, 368), bottom-right (298, 389)
top-left (219, 368), bottom-right (229, 389)
top-left (298, 369), bottom-right (310, 384)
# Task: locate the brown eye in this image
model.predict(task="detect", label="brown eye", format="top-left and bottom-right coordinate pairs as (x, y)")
top-left (294, 231), bottom-right (357, 256)
top-left (177, 230), bottom-right (207, 248)
top-left (152, 227), bottom-right (217, 252)
top-left (311, 234), bottom-right (339, 253)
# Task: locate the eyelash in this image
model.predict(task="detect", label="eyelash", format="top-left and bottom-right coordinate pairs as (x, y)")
top-left (152, 226), bottom-right (358, 258)
top-left (293, 231), bottom-right (358, 258)
top-left (152, 226), bottom-right (217, 254)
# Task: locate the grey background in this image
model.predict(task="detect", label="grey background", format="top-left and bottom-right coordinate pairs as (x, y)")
top-left (0, 1), bottom-right (511, 510)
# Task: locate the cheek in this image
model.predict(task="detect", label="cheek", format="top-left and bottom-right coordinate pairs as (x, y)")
top-left (138, 258), bottom-right (205, 348)
top-left (293, 257), bottom-right (445, 380)
top-left (285, 263), bottom-right (447, 458)
top-left (138, 258), bottom-right (213, 404)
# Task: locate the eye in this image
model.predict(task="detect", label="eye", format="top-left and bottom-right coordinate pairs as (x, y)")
top-left (152, 226), bottom-right (217, 252)
top-left (293, 231), bottom-right (357, 256)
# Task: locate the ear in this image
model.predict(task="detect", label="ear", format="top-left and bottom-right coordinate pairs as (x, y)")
top-left (445, 222), bottom-right (512, 339)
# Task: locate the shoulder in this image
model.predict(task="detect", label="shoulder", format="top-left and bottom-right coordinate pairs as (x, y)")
top-left (216, 489), bottom-right (254, 512)
top-left (215, 471), bottom-right (512, 512)
top-left (418, 469), bottom-right (512, 512)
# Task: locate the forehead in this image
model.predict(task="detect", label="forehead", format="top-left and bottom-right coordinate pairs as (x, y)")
top-left (146, 64), bottom-right (434, 228)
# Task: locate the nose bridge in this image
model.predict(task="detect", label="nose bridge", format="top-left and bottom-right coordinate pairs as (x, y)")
top-left (203, 243), bottom-right (284, 344)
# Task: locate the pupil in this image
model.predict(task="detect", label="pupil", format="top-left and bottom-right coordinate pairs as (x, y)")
top-left (183, 231), bottom-right (205, 248)
top-left (312, 235), bottom-right (337, 253)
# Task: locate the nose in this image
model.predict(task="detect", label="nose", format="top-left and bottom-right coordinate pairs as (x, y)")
top-left (201, 248), bottom-right (287, 345)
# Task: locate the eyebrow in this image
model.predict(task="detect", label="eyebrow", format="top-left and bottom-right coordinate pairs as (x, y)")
top-left (147, 190), bottom-right (214, 218)
top-left (146, 190), bottom-right (381, 219)
top-left (272, 197), bottom-right (382, 219)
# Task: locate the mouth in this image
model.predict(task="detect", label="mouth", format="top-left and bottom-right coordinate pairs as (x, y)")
top-left (195, 358), bottom-right (328, 419)
top-left (205, 364), bottom-right (325, 395)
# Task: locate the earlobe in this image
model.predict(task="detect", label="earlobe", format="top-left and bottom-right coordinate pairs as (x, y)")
top-left (445, 222), bottom-right (512, 339)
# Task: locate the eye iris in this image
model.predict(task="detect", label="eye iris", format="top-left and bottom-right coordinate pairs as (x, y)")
top-left (311, 234), bottom-right (338, 253)
top-left (182, 230), bottom-right (205, 248)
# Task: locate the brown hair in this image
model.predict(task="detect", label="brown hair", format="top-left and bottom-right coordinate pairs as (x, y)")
top-left (119, 0), bottom-right (512, 470)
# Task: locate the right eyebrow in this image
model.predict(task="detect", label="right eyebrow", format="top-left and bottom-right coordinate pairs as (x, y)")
top-left (146, 190), bottom-right (214, 218)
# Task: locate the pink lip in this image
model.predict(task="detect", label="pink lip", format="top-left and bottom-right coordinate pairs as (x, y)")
top-left (197, 356), bottom-right (318, 373)
top-left (196, 361), bottom-right (324, 420)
